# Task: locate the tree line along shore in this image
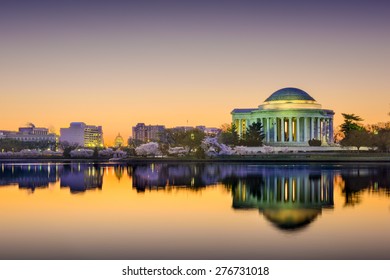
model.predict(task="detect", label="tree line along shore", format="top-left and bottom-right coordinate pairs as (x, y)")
top-left (1, 113), bottom-right (389, 160)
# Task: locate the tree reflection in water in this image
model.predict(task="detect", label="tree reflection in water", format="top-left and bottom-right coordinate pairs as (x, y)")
top-left (339, 166), bottom-right (390, 207)
top-left (1, 163), bottom-right (390, 214)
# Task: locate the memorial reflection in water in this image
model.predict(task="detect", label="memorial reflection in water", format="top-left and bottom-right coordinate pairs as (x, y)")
top-left (231, 167), bottom-right (334, 230)
top-left (2, 163), bottom-right (390, 227)
top-left (2, 162), bottom-right (390, 260)
top-left (130, 163), bottom-right (335, 229)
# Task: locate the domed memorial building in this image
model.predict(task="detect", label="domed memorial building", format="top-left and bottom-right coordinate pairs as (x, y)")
top-left (231, 87), bottom-right (335, 146)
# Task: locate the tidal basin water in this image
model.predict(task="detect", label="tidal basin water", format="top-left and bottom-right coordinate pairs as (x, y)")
top-left (1, 162), bottom-right (390, 260)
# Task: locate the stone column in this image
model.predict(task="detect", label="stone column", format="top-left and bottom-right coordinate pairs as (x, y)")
top-left (273, 118), bottom-right (278, 143)
top-left (316, 118), bottom-right (321, 139)
top-left (288, 117), bottom-right (292, 142)
top-left (329, 118), bottom-right (334, 143)
top-left (265, 118), bottom-right (269, 143)
top-left (310, 117), bottom-right (314, 139)
top-left (281, 118), bottom-right (285, 142)
top-left (267, 118), bottom-right (271, 142)
top-left (296, 117), bottom-right (300, 142)
top-left (303, 117), bottom-right (307, 142)
top-left (324, 119), bottom-right (328, 143)
top-left (241, 119), bottom-right (244, 137)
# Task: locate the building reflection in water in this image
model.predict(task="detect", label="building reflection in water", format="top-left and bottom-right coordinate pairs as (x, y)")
top-left (1, 162), bottom-right (390, 212)
top-left (131, 164), bottom-right (216, 192)
top-left (230, 167), bottom-right (334, 231)
top-left (0, 164), bottom-right (58, 192)
top-left (0, 163), bottom-right (104, 194)
top-left (131, 163), bottom-right (337, 230)
top-left (60, 164), bottom-right (103, 194)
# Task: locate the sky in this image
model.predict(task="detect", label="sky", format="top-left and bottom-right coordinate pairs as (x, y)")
top-left (1, 0), bottom-right (389, 144)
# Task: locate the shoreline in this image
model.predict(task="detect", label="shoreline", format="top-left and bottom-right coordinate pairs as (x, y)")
top-left (0, 152), bottom-right (390, 163)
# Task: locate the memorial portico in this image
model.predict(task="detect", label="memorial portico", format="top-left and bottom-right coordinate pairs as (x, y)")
top-left (232, 87), bottom-right (335, 146)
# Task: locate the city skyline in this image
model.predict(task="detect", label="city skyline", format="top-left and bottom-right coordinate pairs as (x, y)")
top-left (1, 1), bottom-right (389, 144)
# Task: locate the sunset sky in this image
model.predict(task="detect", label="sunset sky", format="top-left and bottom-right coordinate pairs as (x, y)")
top-left (1, 0), bottom-right (389, 144)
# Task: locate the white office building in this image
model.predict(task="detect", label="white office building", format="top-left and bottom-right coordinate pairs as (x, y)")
top-left (60, 122), bottom-right (104, 147)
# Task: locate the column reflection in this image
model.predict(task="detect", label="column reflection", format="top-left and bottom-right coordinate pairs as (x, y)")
top-left (231, 167), bottom-right (334, 231)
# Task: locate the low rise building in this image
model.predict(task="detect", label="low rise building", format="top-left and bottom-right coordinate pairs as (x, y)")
top-left (0, 124), bottom-right (57, 143)
top-left (195, 126), bottom-right (221, 136)
top-left (132, 123), bottom-right (165, 143)
top-left (172, 126), bottom-right (194, 132)
top-left (173, 125), bottom-right (221, 136)
top-left (0, 131), bottom-right (8, 139)
top-left (60, 122), bottom-right (104, 147)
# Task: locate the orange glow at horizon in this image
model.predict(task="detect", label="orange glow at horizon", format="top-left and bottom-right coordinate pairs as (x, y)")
top-left (1, 2), bottom-right (389, 145)
top-left (1, 86), bottom-right (389, 146)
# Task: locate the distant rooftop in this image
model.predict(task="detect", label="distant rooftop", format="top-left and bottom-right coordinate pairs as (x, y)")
top-left (231, 108), bottom-right (256, 113)
top-left (70, 122), bottom-right (86, 127)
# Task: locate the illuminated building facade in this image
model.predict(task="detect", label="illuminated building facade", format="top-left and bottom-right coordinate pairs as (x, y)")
top-left (60, 122), bottom-right (103, 147)
top-left (232, 87), bottom-right (335, 146)
top-left (132, 123), bottom-right (165, 143)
